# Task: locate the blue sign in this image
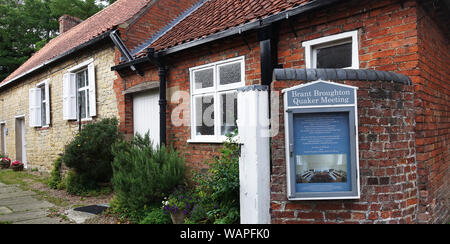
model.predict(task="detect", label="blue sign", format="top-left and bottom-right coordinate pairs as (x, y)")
top-left (293, 112), bottom-right (351, 193)
top-left (284, 81), bottom-right (360, 200)
top-left (286, 81), bottom-right (355, 107)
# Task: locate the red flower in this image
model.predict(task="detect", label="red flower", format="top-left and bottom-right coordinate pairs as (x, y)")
top-left (1, 157), bottom-right (11, 163)
top-left (12, 161), bottom-right (23, 166)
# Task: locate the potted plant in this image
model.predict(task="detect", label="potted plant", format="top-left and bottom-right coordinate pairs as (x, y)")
top-left (11, 161), bottom-right (24, 171)
top-left (0, 157), bottom-right (11, 169)
top-left (162, 187), bottom-right (196, 224)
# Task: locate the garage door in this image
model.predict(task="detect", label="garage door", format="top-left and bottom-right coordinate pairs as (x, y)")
top-left (133, 90), bottom-right (160, 146)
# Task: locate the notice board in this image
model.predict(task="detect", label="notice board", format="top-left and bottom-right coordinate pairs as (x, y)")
top-left (283, 80), bottom-right (360, 200)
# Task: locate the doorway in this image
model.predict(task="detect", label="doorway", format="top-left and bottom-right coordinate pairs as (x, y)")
top-left (0, 122), bottom-right (6, 155)
top-left (15, 117), bottom-right (27, 168)
top-left (133, 89), bottom-right (160, 147)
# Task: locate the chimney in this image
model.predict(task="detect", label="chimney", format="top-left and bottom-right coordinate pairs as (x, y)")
top-left (59, 15), bottom-right (83, 34)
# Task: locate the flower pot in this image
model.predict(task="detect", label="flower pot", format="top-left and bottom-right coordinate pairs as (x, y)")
top-left (170, 211), bottom-right (185, 224)
top-left (11, 164), bottom-right (24, 172)
top-left (0, 161), bottom-right (10, 169)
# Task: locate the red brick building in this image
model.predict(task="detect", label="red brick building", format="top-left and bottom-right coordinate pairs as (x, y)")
top-left (111, 0), bottom-right (449, 224)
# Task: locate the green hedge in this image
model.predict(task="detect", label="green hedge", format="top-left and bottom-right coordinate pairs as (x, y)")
top-left (62, 118), bottom-right (121, 194)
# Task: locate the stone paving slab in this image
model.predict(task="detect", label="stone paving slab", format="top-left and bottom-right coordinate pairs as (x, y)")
top-left (0, 196), bottom-right (39, 205)
top-left (7, 201), bottom-right (54, 212)
top-left (14, 217), bottom-right (65, 224)
top-left (0, 185), bottom-right (23, 194)
top-left (0, 209), bottom-right (49, 222)
top-left (0, 182), bottom-right (67, 224)
top-left (0, 206), bottom-right (12, 214)
top-left (0, 190), bottom-right (36, 200)
top-left (65, 209), bottom-right (97, 224)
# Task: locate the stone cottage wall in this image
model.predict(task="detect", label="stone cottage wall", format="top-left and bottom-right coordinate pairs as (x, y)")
top-left (0, 44), bottom-right (118, 171)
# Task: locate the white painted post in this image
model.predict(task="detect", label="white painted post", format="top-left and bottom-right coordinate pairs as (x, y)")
top-left (237, 85), bottom-right (271, 224)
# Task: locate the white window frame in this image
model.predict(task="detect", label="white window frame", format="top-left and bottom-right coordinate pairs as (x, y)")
top-left (0, 121), bottom-right (6, 155)
top-left (75, 68), bottom-right (91, 121)
top-left (302, 30), bottom-right (359, 69)
top-left (36, 79), bottom-right (50, 127)
top-left (63, 58), bottom-right (96, 121)
top-left (188, 56), bottom-right (245, 143)
top-left (29, 79), bottom-right (50, 128)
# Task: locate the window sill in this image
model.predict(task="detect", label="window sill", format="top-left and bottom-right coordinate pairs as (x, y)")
top-left (187, 138), bottom-right (225, 144)
top-left (68, 118), bottom-right (93, 126)
top-left (36, 125), bottom-right (50, 131)
top-left (187, 136), bottom-right (241, 144)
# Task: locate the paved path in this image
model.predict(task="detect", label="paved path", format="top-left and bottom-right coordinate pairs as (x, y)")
top-left (0, 182), bottom-right (66, 224)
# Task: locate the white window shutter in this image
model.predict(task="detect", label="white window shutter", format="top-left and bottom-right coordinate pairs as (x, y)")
top-left (29, 88), bottom-right (42, 127)
top-left (63, 73), bottom-right (77, 120)
top-left (44, 80), bottom-right (51, 125)
top-left (88, 63), bottom-right (97, 117)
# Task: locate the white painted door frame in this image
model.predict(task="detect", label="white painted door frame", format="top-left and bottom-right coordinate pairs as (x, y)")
top-left (15, 115), bottom-right (27, 168)
top-left (0, 122), bottom-right (6, 155)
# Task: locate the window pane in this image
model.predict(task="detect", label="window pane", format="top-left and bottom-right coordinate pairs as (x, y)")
top-left (220, 92), bottom-right (237, 135)
top-left (41, 102), bottom-right (46, 126)
top-left (77, 70), bottom-right (86, 88)
top-left (195, 95), bottom-right (214, 136)
top-left (86, 90), bottom-right (90, 116)
top-left (316, 43), bottom-right (352, 69)
top-left (194, 68), bottom-right (214, 90)
top-left (41, 86), bottom-right (46, 100)
top-left (84, 69), bottom-right (89, 87)
top-left (41, 88), bottom-right (46, 125)
top-left (78, 91), bottom-right (86, 119)
top-left (219, 62), bottom-right (241, 85)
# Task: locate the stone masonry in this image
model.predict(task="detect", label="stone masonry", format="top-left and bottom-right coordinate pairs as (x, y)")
top-left (0, 43), bottom-right (119, 171)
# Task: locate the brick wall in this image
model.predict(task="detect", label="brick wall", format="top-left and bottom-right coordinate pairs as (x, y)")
top-left (119, 0), bottom-right (200, 52)
top-left (271, 79), bottom-right (417, 224)
top-left (266, 1), bottom-right (449, 223)
top-left (415, 3), bottom-right (450, 224)
top-left (113, 33), bottom-right (261, 172)
top-left (277, 0), bottom-right (419, 78)
top-left (112, 0), bottom-right (448, 223)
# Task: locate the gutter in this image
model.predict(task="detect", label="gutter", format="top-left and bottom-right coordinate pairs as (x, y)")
top-left (0, 30), bottom-right (113, 90)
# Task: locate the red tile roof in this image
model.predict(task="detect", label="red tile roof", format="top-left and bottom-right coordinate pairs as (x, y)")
top-left (1, 0), bottom-right (154, 85)
top-left (149, 0), bottom-right (312, 51)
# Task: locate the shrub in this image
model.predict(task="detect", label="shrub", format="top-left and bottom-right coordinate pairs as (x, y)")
top-left (64, 170), bottom-right (96, 195)
top-left (48, 156), bottom-right (63, 189)
top-left (62, 118), bottom-right (121, 194)
top-left (139, 207), bottom-right (172, 224)
top-left (111, 133), bottom-right (185, 219)
top-left (187, 130), bottom-right (240, 224)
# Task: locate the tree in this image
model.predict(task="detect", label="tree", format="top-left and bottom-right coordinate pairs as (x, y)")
top-left (0, 0), bottom-right (114, 81)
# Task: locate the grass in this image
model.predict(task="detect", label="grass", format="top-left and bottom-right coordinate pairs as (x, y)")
top-left (0, 169), bottom-right (69, 207)
top-left (0, 169), bottom-right (47, 188)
